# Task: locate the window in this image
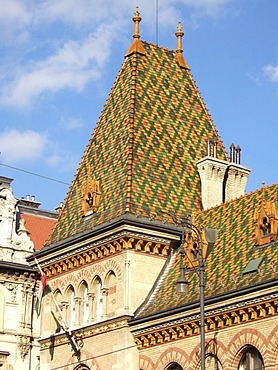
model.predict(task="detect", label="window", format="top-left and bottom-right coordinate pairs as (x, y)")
top-left (65, 286), bottom-right (75, 329)
top-left (96, 280), bottom-right (102, 321)
top-left (83, 286), bottom-right (89, 325)
top-left (78, 281), bottom-right (89, 326)
top-left (92, 276), bottom-right (103, 322)
top-left (74, 365), bottom-right (90, 370)
top-left (165, 363), bottom-right (183, 370)
top-left (238, 346), bottom-right (264, 370)
top-left (70, 290), bottom-right (75, 328)
top-left (105, 270), bottom-right (117, 317)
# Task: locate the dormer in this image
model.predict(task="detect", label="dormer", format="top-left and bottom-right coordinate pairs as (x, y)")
top-left (254, 189), bottom-right (278, 246)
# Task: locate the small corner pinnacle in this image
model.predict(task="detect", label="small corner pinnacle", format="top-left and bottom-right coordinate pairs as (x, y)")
top-left (175, 21), bottom-right (190, 70)
top-left (133, 6), bottom-right (141, 39)
top-left (175, 21), bottom-right (184, 54)
top-left (125, 7), bottom-right (146, 57)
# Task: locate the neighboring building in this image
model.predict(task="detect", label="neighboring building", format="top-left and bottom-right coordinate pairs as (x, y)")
top-left (0, 176), bottom-right (57, 370)
top-left (18, 195), bottom-right (58, 251)
top-left (32, 9), bottom-right (277, 370)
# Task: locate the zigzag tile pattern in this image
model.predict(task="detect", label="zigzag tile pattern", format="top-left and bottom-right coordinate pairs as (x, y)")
top-left (48, 41), bottom-right (227, 246)
top-left (135, 183), bottom-right (278, 318)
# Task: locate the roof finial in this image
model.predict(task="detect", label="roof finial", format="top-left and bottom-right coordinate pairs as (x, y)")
top-left (175, 21), bottom-right (184, 54)
top-left (125, 7), bottom-right (146, 57)
top-left (133, 6), bottom-right (141, 39)
top-left (174, 21), bottom-right (190, 70)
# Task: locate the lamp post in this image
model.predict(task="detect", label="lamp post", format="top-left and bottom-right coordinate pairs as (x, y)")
top-left (175, 215), bottom-right (217, 370)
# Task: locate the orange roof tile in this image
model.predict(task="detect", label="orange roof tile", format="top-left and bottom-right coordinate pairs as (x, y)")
top-left (21, 213), bottom-right (56, 250)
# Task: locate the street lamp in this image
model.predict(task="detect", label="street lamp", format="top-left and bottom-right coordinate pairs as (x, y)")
top-left (174, 215), bottom-right (217, 370)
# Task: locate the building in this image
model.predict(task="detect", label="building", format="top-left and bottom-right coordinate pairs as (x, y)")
top-left (32, 9), bottom-right (278, 370)
top-left (0, 176), bottom-right (57, 370)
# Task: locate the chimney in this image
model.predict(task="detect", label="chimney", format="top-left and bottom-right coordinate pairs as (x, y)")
top-left (197, 140), bottom-right (251, 210)
top-left (18, 195), bottom-right (41, 209)
top-left (224, 144), bottom-right (251, 202)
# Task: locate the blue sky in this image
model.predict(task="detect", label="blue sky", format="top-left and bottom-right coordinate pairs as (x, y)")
top-left (0, 0), bottom-right (278, 211)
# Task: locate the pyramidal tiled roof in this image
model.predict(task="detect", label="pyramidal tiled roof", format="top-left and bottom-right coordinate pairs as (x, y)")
top-left (47, 11), bottom-right (227, 246)
top-left (134, 183), bottom-right (278, 319)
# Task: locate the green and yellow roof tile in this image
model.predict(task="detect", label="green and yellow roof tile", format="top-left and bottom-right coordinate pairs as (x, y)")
top-left (46, 10), bottom-right (226, 246)
top-left (135, 183), bottom-right (278, 318)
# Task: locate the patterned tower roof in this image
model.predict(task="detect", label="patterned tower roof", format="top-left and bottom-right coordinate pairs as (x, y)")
top-left (47, 10), bottom-right (227, 247)
top-left (133, 182), bottom-right (278, 319)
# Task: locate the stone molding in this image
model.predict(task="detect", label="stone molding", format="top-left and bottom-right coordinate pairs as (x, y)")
top-left (132, 294), bottom-right (278, 349)
top-left (39, 317), bottom-right (130, 351)
top-left (41, 234), bottom-right (170, 278)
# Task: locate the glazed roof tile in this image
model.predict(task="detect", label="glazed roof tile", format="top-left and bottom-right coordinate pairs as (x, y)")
top-left (134, 183), bottom-right (278, 319)
top-left (47, 40), bottom-right (227, 246)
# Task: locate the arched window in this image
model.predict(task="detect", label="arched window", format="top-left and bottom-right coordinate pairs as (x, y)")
top-left (51, 289), bottom-right (62, 333)
top-left (73, 364), bottom-right (90, 370)
top-left (165, 363), bottom-right (183, 370)
top-left (92, 276), bottom-right (102, 322)
top-left (83, 286), bottom-right (89, 325)
top-left (105, 270), bottom-right (117, 317)
top-left (96, 280), bottom-right (102, 321)
top-left (78, 281), bottom-right (89, 326)
top-left (65, 286), bottom-right (75, 328)
top-left (70, 290), bottom-right (75, 328)
top-left (238, 346), bottom-right (264, 370)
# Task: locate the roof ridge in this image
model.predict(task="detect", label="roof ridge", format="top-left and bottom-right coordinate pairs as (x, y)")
top-left (196, 182), bottom-right (278, 217)
top-left (125, 53), bottom-right (138, 213)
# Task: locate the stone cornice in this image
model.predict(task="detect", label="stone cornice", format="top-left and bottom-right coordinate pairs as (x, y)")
top-left (32, 215), bottom-right (180, 262)
top-left (39, 231), bottom-right (173, 278)
top-left (39, 316), bottom-right (131, 351)
top-left (132, 293), bottom-right (278, 349)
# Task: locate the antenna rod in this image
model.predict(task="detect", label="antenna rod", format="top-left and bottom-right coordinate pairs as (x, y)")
top-left (156, 0), bottom-right (158, 45)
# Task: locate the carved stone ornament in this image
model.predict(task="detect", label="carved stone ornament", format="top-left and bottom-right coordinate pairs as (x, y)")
top-left (18, 335), bottom-right (31, 360)
top-left (254, 196), bottom-right (278, 246)
top-left (82, 177), bottom-right (101, 215)
top-left (3, 282), bottom-right (18, 302)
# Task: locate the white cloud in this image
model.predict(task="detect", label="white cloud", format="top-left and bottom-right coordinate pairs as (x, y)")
top-left (0, 129), bottom-right (48, 164)
top-left (0, 22), bottom-right (117, 109)
top-left (0, 0), bottom-right (31, 26)
top-left (0, 0), bottom-right (32, 44)
top-left (263, 65), bottom-right (278, 83)
top-left (0, 0), bottom-right (236, 109)
top-left (60, 116), bottom-right (84, 130)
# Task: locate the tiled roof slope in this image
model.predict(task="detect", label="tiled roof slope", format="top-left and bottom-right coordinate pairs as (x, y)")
top-left (47, 33), bottom-right (227, 246)
top-left (20, 213), bottom-right (56, 250)
top-left (134, 183), bottom-right (278, 319)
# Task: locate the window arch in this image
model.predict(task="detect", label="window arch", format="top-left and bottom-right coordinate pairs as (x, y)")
top-left (78, 280), bottom-right (89, 326)
top-left (51, 289), bottom-right (62, 333)
top-left (238, 346), bottom-right (264, 370)
top-left (165, 363), bottom-right (183, 370)
top-left (105, 270), bottom-right (117, 317)
top-left (92, 276), bottom-right (102, 322)
top-left (73, 364), bottom-right (90, 370)
top-left (65, 285), bottom-right (75, 328)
